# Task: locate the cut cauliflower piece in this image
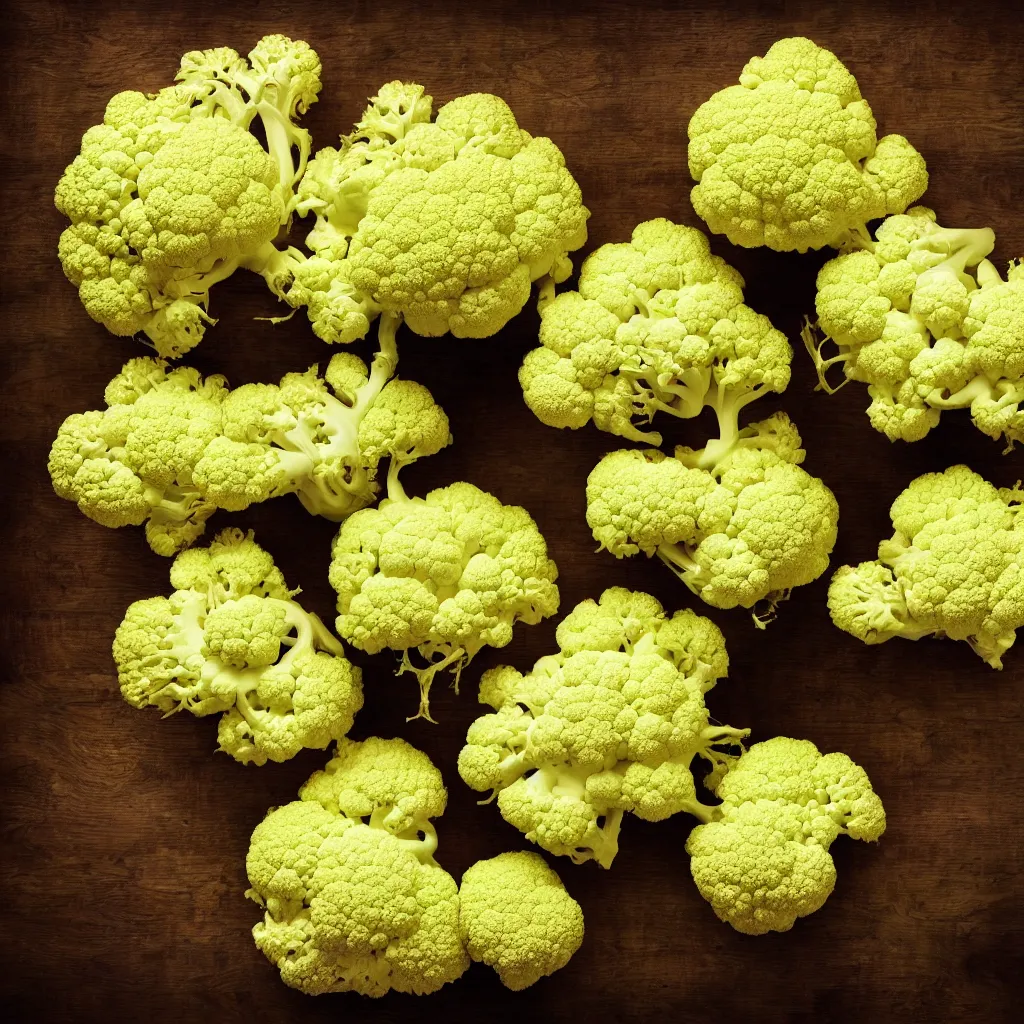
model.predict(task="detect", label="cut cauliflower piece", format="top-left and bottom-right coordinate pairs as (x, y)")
top-left (828, 464), bottom-right (1024, 667)
top-left (687, 37), bottom-right (927, 252)
top-left (520, 219), bottom-right (792, 444)
top-left (458, 588), bottom-right (748, 868)
top-left (585, 413), bottom-right (839, 623)
top-left (280, 82), bottom-right (589, 343)
top-left (246, 737), bottom-right (468, 996)
top-left (329, 467), bottom-right (560, 722)
top-left (686, 736), bottom-right (885, 935)
top-left (112, 528), bottom-right (362, 764)
top-left (459, 851), bottom-right (584, 990)
top-left (55, 36), bottom-right (321, 356)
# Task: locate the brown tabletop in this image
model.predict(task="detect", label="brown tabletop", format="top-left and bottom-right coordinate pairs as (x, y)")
top-left (3, 1), bottom-right (1022, 1021)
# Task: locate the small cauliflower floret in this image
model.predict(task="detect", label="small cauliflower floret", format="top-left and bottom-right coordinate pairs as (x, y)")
top-left (520, 219), bottom-right (792, 444)
top-left (330, 469), bottom-right (560, 722)
top-left (459, 852), bottom-right (584, 990)
top-left (687, 37), bottom-right (927, 252)
top-left (586, 413), bottom-right (839, 624)
top-left (112, 529), bottom-right (363, 764)
top-left (284, 82), bottom-right (589, 343)
top-left (245, 737), bottom-right (468, 997)
top-left (829, 465), bottom-right (1024, 667)
top-left (55, 36), bottom-right (322, 356)
top-left (458, 588), bottom-right (748, 868)
top-left (686, 737), bottom-right (885, 935)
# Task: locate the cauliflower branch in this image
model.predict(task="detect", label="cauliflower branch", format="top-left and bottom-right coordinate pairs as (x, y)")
top-left (112, 528), bottom-right (363, 764)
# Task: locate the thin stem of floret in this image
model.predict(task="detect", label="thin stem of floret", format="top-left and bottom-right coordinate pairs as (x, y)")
top-left (536, 276), bottom-right (556, 312)
top-left (801, 319), bottom-right (851, 395)
top-left (916, 227), bottom-right (996, 277)
top-left (572, 808), bottom-right (623, 870)
top-left (398, 645), bottom-right (468, 723)
top-left (352, 313), bottom-right (400, 417)
top-left (145, 485), bottom-right (216, 527)
top-left (275, 601), bottom-right (315, 669)
top-left (751, 589), bottom-right (792, 630)
top-left (385, 458), bottom-right (408, 504)
top-left (923, 376), bottom-right (996, 409)
top-left (241, 243), bottom-right (307, 300)
top-left (656, 544), bottom-right (701, 594)
top-left (163, 259), bottom-right (242, 302)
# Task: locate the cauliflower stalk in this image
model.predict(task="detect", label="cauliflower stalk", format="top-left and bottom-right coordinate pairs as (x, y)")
top-left (828, 464), bottom-right (1024, 667)
top-left (458, 588), bottom-right (749, 868)
top-left (329, 466), bottom-right (560, 723)
top-left (804, 206), bottom-right (1024, 447)
top-left (275, 81), bottom-right (590, 344)
top-left (55, 35), bottom-right (321, 356)
top-left (586, 413), bottom-right (839, 624)
top-left (112, 528), bottom-right (362, 764)
top-left (687, 36), bottom-right (927, 252)
top-left (246, 736), bottom-right (469, 996)
top-left (459, 851), bottom-right (584, 990)
top-left (520, 219), bottom-right (792, 445)
top-left (49, 338), bottom-right (450, 554)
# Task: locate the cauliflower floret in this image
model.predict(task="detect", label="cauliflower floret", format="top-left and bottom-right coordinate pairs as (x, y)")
top-left (459, 852), bottom-right (584, 990)
top-left (687, 37), bottom-right (927, 252)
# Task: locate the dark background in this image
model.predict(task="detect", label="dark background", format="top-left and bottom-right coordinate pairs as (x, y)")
top-left (2, 1), bottom-right (1022, 1021)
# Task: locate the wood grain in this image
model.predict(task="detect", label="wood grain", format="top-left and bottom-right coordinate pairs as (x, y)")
top-left (2, 1), bottom-right (1022, 1021)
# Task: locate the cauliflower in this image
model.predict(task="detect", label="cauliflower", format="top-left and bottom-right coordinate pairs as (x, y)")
top-left (49, 343), bottom-right (450, 553)
top-left (278, 81), bottom-right (590, 343)
top-left (112, 528), bottom-right (362, 764)
top-left (458, 588), bottom-right (748, 868)
top-left (585, 413), bottom-right (839, 623)
top-left (804, 207), bottom-right (1024, 447)
top-left (55, 35), bottom-right (321, 356)
top-left (686, 737), bottom-right (886, 935)
top-left (329, 467), bottom-right (560, 722)
top-left (687, 37), bottom-right (927, 252)
top-left (519, 219), bottom-right (792, 445)
top-left (246, 736), bottom-right (469, 996)
top-left (459, 851), bottom-right (584, 990)
top-left (828, 464), bottom-right (1024, 667)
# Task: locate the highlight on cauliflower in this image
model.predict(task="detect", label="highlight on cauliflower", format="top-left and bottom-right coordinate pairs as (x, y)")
top-left (48, 337), bottom-right (450, 554)
top-left (246, 736), bottom-right (469, 996)
top-left (112, 528), bottom-right (362, 764)
top-left (459, 851), bottom-right (584, 990)
top-left (803, 206), bottom-right (1024, 447)
top-left (274, 81), bottom-right (590, 344)
top-left (457, 588), bottom-right (748, 868)
top-left (687, 37), bottom-right (928, 252)
top-left (585, 413), bottom-right (839, 624)
top-left (828, 464), bottom-right (1024, 667)
top-left (55, 35), bottom-right (321, 356)
top-left (519, 219), bottom-right (792, 445)
top-left (686, 737), bottom-right (886, 935)
top-left (329, 465), bottom-right (560, 722)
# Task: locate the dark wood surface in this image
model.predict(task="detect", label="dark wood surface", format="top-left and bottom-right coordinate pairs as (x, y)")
top-left (3, 1), bottom-right (1023, 1021)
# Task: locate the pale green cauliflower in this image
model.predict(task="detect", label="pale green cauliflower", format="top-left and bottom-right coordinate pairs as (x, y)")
top-left (585, 413), bottom-right (839, 623)
top-left (459, 852), bottom-right (584, 990)
top-left (329, 469), bottom-right (560, 722)
top-left (279, 81), bottom-right (589, 343)
top-left (55, 35), bottom-right (321, 356)
top-left (805, 206), bottom-right (1024, 447)
top-left (458, 588), bottom-right (748, 868)
top-left (828, 464), bottom-right (1024, 667)
top-left (112, 528), bottom-right (362, 764)
top-left (686, 737), bottom-right (886, 935)
top-left (520, 219), bottom-right (791, 444)
top-left (49, 344), bottom-right (450, 553)
top-left (688, 37), bottom-right (927, 252)
top-left (246, 737), bottom-right (469, 996)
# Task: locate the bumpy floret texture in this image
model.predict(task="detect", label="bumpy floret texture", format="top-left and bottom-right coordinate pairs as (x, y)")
top-left (686, 737), bottom-right (885, 934)
top-left (330, 479), bottom-right (560, 721)
top-left (520, 219), bottom-right (792, 444)
top-left (459, 852), bottom-right (584, 990)
top-left (112, 528), bottom-right (362, 764)
top-left (585, 414), bottom-right (839, 617)
top-left (55, 36), bottom-right (321, 356)
top-left (246, 737), bottom-right (468, 996)
top-left (807, 208), bottom-right (1024, 446)
top-left (458, 588), bottom-right (747, 868)
top-left (688, 37), bottom-right (927, 252)
top-left (286, 82), bottom-right (590, 342)
top-left (828, 464), bottom-right (1024, 667)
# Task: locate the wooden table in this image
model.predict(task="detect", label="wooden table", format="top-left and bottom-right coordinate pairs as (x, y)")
top-left (3, 1), bottom-right (1022, 1020)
